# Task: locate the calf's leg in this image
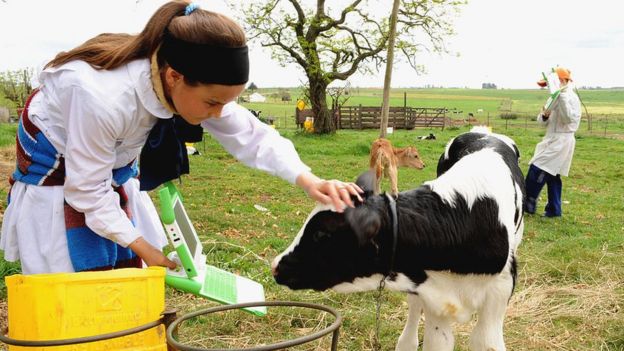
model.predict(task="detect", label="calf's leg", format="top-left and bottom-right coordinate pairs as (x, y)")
top-left (388, 165), bottom-right (399, 196)
top-left (422, 308), bottom-right (454, 351)
top-left (395, 294), bottom-right (423, 351)
top-left (374, 171), bottom-right (383, 195)
top-left (469, 277), bottom-right (512, 351)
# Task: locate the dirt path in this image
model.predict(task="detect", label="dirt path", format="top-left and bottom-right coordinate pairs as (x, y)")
top-left (0, 300), bottom-right (6, 334)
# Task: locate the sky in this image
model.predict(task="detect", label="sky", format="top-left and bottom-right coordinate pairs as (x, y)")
top-left (0, 0), bottom-right (622, 89)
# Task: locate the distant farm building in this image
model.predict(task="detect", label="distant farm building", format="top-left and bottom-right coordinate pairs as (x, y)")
top-left (249, 92), bottom-right (267, 102)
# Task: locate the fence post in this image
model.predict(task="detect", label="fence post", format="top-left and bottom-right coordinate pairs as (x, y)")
top-left (393, 108), bottom-right (397, 130)
top-left (349, 107), bottom-right (352, 129)
top-left (404, 106), bottom-right (408, 128)
top-left (358, 104), bottom-right (363, 129)
top-left (295, 107), bottom-right (298, 129)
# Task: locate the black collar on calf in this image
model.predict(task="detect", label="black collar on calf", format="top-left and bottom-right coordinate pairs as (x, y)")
top-left (384, 193), bottom-right (399, 281)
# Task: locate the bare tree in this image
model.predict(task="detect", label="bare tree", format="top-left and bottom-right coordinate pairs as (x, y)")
top-left (327, 81), bottom-right (351, 128)
top-left (234, 0), bottom-right (464, 134)
top-left (327, 81), bottom-right (351, 111)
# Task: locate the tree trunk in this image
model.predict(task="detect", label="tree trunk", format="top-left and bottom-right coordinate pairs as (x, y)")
top-left (308, 75), bottom-right (334, 134)
top-left (379, 0), bottom-right (401, 138)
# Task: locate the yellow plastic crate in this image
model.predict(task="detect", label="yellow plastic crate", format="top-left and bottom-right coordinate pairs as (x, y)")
top-left (6, 267), bottom-right (167, 351)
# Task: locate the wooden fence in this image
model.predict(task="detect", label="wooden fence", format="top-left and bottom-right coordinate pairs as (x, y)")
top-left (336, 106), bottom-right (451, 130)
top-left (294, 108), bottom-right (315, 128)
top-left (291, 107), bottom-right (623, 138)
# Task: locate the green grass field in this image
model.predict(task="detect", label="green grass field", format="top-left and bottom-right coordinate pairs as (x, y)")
top-left (0, 88), bottom-right (622, 350)
top-left (163, 127), bottom-right (623, 351)
top-left (243, 87), bottom-right (624, 138)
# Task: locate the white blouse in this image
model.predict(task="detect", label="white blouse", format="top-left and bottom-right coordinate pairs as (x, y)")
top-left (2, 58), bottom-right (310, 270)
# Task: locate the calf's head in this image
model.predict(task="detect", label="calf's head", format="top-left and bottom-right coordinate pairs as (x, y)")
top-left (272, 172), bottom-right (386, 291)
top-left (395, 146), bottom-right (425, 169)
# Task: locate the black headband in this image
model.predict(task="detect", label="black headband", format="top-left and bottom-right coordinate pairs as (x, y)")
top-left (159, 31), bottom-right (249, 85)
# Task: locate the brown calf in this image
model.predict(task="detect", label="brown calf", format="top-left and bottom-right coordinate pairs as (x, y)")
top-left (369, 138), bottom-right (425, 196)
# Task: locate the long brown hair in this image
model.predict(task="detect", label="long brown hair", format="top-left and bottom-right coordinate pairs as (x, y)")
top-left (45, 1), bottom-right (246, 71)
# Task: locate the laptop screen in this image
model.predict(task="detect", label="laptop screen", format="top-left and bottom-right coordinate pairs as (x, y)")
top-left (172, 197), bottom-right (201, 258)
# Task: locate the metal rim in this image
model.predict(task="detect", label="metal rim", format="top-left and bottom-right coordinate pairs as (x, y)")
top-left (0, 318), bottom-right (163, 347)
top-left (166, 301), bottom-right (343, 351)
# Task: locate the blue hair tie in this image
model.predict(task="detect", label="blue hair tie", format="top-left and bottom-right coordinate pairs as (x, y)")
top-left (185, 3), bottom-right (200, 16)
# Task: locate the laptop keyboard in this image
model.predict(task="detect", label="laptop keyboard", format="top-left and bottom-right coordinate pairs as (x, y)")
top-left (201, 265), bottom-right (237, 303)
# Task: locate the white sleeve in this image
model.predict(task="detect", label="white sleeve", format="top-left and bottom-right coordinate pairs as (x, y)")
top-left (537, 112), bottom-right (549, 125)
top-left (61, 85), bottom-right (140, 247)
top-left (556, 91), bottom-right (582, 125)
top-left (201, 102), bottom-right (310, 184)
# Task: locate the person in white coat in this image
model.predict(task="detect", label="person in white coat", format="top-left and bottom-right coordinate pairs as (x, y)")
top-left (524, 67), bottom-right (581, 217)
top-left (1, 1), bottom-right (362, 274)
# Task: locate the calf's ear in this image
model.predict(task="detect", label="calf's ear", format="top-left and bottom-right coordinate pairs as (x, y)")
top-left (355, 170), bottom-right (375, 197)
top-left (345, 205), bottom-right (381, 246)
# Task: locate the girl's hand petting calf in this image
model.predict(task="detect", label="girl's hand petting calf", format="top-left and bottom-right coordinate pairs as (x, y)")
top-left (297, 172), bottom-right (363, 212)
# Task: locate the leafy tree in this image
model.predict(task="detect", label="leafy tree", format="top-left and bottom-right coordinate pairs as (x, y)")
top-left (0, 68), bottom-right (34, 111)
top-left (234, 0), bottom-right (464, 133)
top-left (247, 82), bottom-right (258, 91)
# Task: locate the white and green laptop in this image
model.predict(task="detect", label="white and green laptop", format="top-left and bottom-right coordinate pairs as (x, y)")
top-left (158, 182), bottom-right (267, 316)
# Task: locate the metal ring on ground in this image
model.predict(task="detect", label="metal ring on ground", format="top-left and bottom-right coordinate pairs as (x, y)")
top-left (167, 301), bottom-right (343, 351)
top-left (0, 318), bottom-right (164, 347)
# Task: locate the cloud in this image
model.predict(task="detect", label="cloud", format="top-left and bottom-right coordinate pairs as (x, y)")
top-left (572, 29), bottom-right (624, 49)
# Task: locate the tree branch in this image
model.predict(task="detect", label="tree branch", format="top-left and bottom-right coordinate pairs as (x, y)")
top-left (316, 0), bottom-right (363, 32)
top-left (330, 39), bottom-right (387, 81)
top-left (263, 31), bottom-right (309, 68)
top-left (317, 0), bottom-right (326, 16)
top-left (287, 0), bottom-right (306, 26)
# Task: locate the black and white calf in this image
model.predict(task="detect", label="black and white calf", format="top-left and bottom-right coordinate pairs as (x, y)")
top-left (272, 130), bottom-right (525, 351)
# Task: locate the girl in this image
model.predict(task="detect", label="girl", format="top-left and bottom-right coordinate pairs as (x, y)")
top-left (1, 1), bottom-right (361, 274)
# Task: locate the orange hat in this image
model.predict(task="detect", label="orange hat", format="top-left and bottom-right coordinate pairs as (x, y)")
top-left (537, 67), bottom-right (572, 86)
top-left (555, 67), bottom-right (572, 80)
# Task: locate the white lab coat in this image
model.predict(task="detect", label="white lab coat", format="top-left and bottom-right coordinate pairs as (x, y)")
top-left (529, 85), bottom-right (581, 177)
top-left (1, 59), bottom-right (310, 274)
